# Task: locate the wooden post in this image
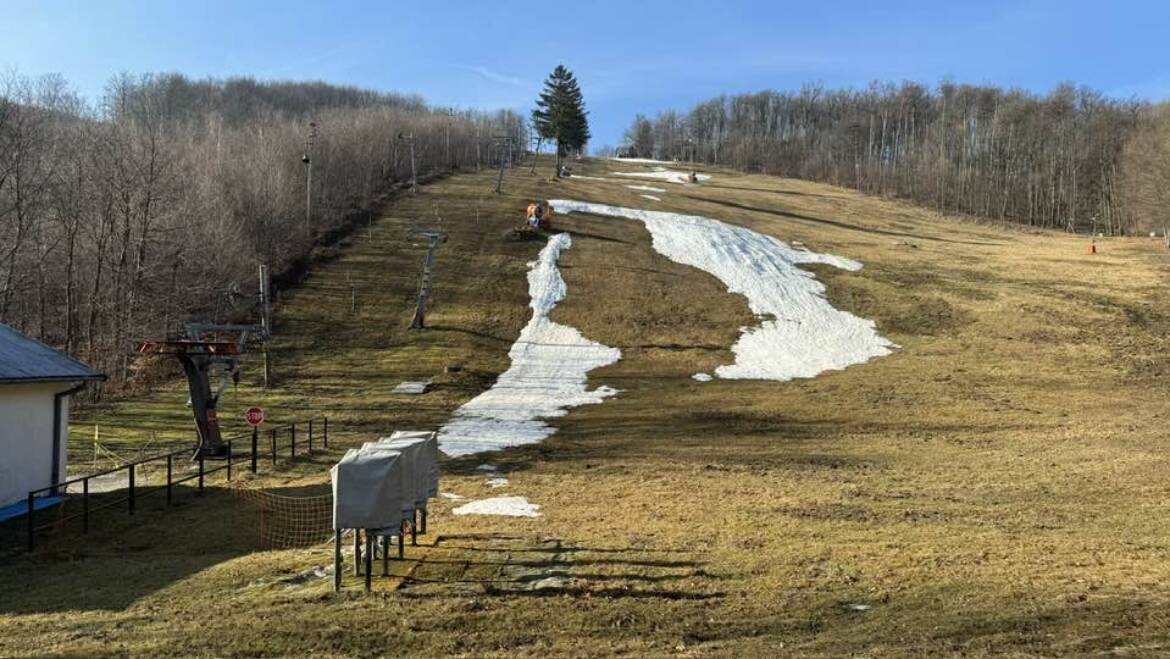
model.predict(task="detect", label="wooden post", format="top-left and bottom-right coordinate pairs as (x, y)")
top-left (27, 492), bottom-right (35, 552)
top-left (128, 464), bottom-right (136, 514)
top-left (250, 428), bottom-right (258, 474)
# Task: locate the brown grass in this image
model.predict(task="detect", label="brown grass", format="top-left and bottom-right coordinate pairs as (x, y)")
top-left (4, 157), bottom-right (1170, 656)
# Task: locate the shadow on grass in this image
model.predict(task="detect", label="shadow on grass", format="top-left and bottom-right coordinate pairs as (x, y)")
top-left (402, 532), bottom-right (723, 601)
top-left (0, 476), bottom-right (337, 615)
top-left (686, 194), bottom-right (1005, 246)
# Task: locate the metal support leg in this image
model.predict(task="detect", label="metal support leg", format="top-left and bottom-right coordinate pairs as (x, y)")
top-left (364, 531), bottom-right (374, 592)
top-left (354, 529), bottom-right (362, 575)
top-left (333, 529), bottom-right (343, 592)
top-left (381, 535), bottom-right (390, 577)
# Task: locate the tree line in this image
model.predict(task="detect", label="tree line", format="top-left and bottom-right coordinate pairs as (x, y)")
top-left (616, 81), bottom-right (1168, 235)
top-left (0, 72), bottom-right (527, 395)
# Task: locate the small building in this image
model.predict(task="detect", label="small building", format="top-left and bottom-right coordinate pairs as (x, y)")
top-left (0, 323), bottom-right (103, 510)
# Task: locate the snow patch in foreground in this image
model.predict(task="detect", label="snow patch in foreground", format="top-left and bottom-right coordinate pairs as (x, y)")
top-left (438, 233), bottom-right (621, 457)
top-left (626, 184), bottom-right (667, 193)
top-left (615, 167), bottom-right (711, 185)
top-left (570, 175), bottom-right (609, 181)
top-left (692, 373), bottom-right (713, 382)
top-left (641, 194), bottom-right (662, 202)
top-left (453, 496), bottom-right (542, 517)
top-left (550, 200), bottom-right (895, 380)
top-left (486, 477), bottom-right (509, 488)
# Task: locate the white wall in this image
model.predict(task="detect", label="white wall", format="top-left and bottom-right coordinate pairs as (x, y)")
top-left (0, 382), bottom-right (74, 508)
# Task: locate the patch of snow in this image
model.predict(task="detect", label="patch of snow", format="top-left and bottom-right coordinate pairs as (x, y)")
top-left (640, 194), bottom-right (662, 202)
top-left (453, 496), bottom-right (542, 517)
top-left (692, 373), bottom-right (713, 382)
top-left (614, 167), bottom-right (711, 185)
top-left (440, 492), bottom-right (467, 500)
top-left (570, 175), bottom-right (609, 181)
top-left (438, 233), bottom-right (621, 457)
top-left (625, 184), bottom-right (666, 193)
top-left (608, 157), bottom-right (675, 165)
top-left (485, 477), bottom-right (509, 488)
top-left (476, 464), bottom-right (499, 472)
top-left (550, 200), bottom-right (895, 381)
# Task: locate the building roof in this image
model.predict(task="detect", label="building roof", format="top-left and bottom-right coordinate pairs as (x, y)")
top-left (0, 322), bottom-right (104, 384)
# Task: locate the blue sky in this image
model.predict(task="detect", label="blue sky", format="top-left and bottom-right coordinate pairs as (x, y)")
top-left (3, 0), bottom-right (1169, 147)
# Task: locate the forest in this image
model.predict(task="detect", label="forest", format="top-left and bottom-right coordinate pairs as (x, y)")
top-left (0, 72), bottom-right (526, 394)
top-left (617, 82), bottom-right (1170, 235)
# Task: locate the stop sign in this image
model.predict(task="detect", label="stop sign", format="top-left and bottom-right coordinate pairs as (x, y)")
top-left (245, 407), bottom-right (265, 427)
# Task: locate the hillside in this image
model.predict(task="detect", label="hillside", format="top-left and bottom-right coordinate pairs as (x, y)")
top-left (4, 157), bottom-right (1170, 656)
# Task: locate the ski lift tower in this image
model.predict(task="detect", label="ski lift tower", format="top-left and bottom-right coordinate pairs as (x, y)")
top-left (397, 132), bottom-right (417, 192)
top-left (137, 323), bottom-right (266, 458)
top-left (492, 135), bottom-right (515, 194)
top-left (409, 228), bottom-right (448, 329)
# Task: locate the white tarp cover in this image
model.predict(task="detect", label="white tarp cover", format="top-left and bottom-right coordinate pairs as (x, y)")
top-left (390, 430), bottom-right (439, 497)
top-left (331, 448), bottom-right (405, 530)
top-left (369, 437), bottom-right (427, 508)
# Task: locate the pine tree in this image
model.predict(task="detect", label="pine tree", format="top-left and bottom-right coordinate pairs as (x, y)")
top-left (532, 65), bottom-right (590, 176)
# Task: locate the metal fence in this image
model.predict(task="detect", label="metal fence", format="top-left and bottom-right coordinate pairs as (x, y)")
top-left (23, 416), bottom-right (329, 552)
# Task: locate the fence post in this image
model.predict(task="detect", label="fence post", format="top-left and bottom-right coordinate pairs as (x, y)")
top-left (27, 492), bottom-right (35, 552)
top-left (83, 477), bottom-right (90, 533)
top-left (290, 424), bottom-right (296, 459)
top-left (308, 419), bottom-right (314, 454)
top-left (166, 454), bottom-right (173, 506)
top-left (227, 439), bottom-right (233, 481)
top-left (128, 464), bottom-right (136, 515)
top-left (251, 427), bottom-right (258, 474)
top-left (270, 429), bottom-right (277, 467)
top-left (324, 417), bottom-right (329, 448)
top-left (198, 454), bottom-right (205, 495)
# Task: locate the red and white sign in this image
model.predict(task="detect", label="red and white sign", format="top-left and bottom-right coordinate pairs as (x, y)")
top-left (244, 406), bottom-right (266, 427)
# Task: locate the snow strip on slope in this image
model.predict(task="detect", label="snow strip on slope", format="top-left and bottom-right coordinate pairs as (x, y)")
top-left (608, 157), bottom-right (675, 165)
top-left (626, 184), bottom-right (667, 193)
top-left (550, 200), bottom-right (895, 380)
top-left (438, 233), bottom-right (621, 457)
top-left (453, 496), bottom-right (542, 517)
top-left (641, 195), bottom-right (661, 202)
top-left (571, 175), bottom-right (609, 181)
top-left (615, 167), bottom-right (711, 185)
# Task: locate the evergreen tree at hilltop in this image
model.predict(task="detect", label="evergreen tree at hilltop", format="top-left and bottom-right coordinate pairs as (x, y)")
top-left (532, 65), bottom-right (590, 176)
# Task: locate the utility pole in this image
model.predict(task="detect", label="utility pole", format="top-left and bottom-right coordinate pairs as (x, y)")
top-left (398, 132), bottom-right (417, 192)
top-left (258, 264), bottom-right (272, 388)
top-left (409, 229), bottom-right (448, 329)
top-left (493, 136), bottom-right (514, 194)
top-left (302, 121), bottom-right (319, 236)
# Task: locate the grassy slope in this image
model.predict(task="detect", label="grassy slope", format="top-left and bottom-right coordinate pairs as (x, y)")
top-left (4, 158), bottom-right (1170, 656)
